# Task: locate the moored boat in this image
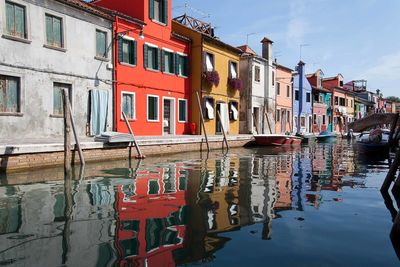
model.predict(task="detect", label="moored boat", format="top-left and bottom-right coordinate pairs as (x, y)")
top-left (316, 131), bottom-right (337, 142)
top-left (254, 134), bottom-right (303, 146)
top-left (356, 129), bottom-right (390, 153)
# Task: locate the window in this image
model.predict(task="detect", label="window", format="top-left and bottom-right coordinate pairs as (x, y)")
top-left (204, 52), bottom-right (214, 71)
top-left (287, 111), bottom-right (290, 123)
top-left (313, 114), bottom-right (317, 124)
top-left (300, 116), bottom-right (306, 127)
top-left (96, 30), bottom-right (107, 58)
top-left (0, 75), bottom-right (20, 113)
top-left (5, 1), bottom-right (26, 38)
top-left (176, 53), bottom-right (189, 77)
top-left (286, 85), bottom-right (290, 97)
top-left (122, 92), bottom-right (135, 120)
top-left (340, 98), bottom-right (345, 106)
top-left (319, 95), bottom-right (323, 103)
top-left (276, 110), bottom-right (280, 122)
top-left (229, 61), bottom-right (238, 79)
top-left (345, 99), bottom-right (348, 107)
top-left (306, 92), bottom-right (311, 103)
top-left (272, 71), bottom-right (275, 86)
top-left (147, 95), bottom-right (159, 121)
top-left (178, 99), bottom-right (187, 122)
top-left (254, 66), bottom-right (260, 82)
top-left (162, 50), bottom-right (174, 74)
top-left (118, 37), bottom-right (137, 65)
top-left (322, 115), bottom-right (326, 125)
top-left (144, 44), bottom-right (160, 71)
top-left (229, 101), bottom-right (238, 121)
top-left (295, 90), bottom-right (299, 101)
top-left (204, 97), bottom-right (214, 120)
top-left (45, 14), bottom-right (63, 48)
top-left (340, 80), bottom-right (343, 87)
top-left (53, 82), bottom-right (71, 116)
top-left (314, 93), bottom-right (319, 102)
top-left (276, 83), bottom-right (280, 95)
top-left (149, 0), bottom-right (168, 24)
top-left (335, 96), bottom-right (339, 105)
top-left (148, 180), bottom-right (160, 195)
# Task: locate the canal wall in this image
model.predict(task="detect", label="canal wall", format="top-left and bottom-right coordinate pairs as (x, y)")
top-left (0, 135), bottom-right (253, 173)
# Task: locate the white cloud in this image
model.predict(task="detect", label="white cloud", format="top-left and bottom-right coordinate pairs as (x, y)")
top-left (363, 51), bottom-right (400, 81)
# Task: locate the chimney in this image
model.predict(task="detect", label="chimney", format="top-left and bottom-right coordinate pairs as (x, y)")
top-left (261, 37), bottom-right (273, 62)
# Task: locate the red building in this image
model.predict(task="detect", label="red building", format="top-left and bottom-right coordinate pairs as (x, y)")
top-left (115, 166), bottom-right (189, 266)
top-left (92, 0), bottom-right (191, 136)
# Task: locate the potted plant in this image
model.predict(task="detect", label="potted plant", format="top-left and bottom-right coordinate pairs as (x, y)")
top-left (229, 78), bottom-right (243, 91)
top-left (203, 70), bottom-right (220, 86)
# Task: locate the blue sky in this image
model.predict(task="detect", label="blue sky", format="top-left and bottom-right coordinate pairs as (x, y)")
top-left (172, 0), bottom-right (400, 97)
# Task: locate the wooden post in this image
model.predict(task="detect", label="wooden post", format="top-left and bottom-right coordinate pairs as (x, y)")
top-left (381, 148), bottom-right (400, 192)
top-left (217, 110), bottom-right (230, 151)
top-left (67, 102), bottom-right (85, 165)
top-left (62, 89), bottom-right (72, 174)
top-left (122, 112), bottom-right (145, 159)
top-left (265, 111), bottom-right (272, 134)
top-left (389, 113), bottom-right (399, 148)
top-left (196, 92), bottom-right (210, 152)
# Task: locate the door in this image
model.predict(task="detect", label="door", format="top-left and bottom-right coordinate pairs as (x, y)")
top-left (281, 110), bottom-right (286, 134)
top-left (216, 102), bottom-right (229, 134)
top-left (163, 98), bottom-right (175, 135)
top-left (90, 89), bottom-right (109, 136)
top-left (253, 107), bottom-right (260, 134)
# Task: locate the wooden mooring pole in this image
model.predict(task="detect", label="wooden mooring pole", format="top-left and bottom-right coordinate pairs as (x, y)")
top-left (196, 92), bottom-right (210, 152)
top-left (62, 89), bottom-right (72, 175)
top-left (68, 101), bottom-right (85, 165)
top-left (217, 110), bottom-right (229, 151)
top-left (122, 111), bottom-right (145, 159)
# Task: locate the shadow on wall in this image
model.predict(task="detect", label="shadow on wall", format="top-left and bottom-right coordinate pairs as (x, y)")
top-left (0, 146), bottom-right (16, 174)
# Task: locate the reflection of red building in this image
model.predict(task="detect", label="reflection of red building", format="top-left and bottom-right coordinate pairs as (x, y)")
top-left (92, 0), bottom-right (191, 136)
top-left (115, 166), bottom-right (189, 266)
top-left (275, 155), bottom-right (293, 210)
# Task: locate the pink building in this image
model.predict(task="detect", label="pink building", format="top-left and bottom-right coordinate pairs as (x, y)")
top-left (275, 64), bottom-right (293, 134)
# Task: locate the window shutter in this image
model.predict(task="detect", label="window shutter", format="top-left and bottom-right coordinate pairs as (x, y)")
top-left (143, 44), bottom-right (148, 69)
top-left (133, 41), bottom-right (137, 65)
top-left (149, 0), bottom-right (154, 19)
top-left (228, 61), bottom-right (232, 79)
top-left (163, 0), bottom-right (168, 24)
top-left (15, 5), bottom-right (25, 38)
top-left (45, 15), bottom-right (53, 45)
top-left (117, 37), bottom-right (123, 62)
top-left (6, 3), bottom-right (14, 34)
top-left (202, 52), bottom-right (206, 72)
top-left (156, 48), bottom-right (161, 70)
top-left (174, 54), bottom-right (179, 75)
top-left (6, 78), bottom-right (18, 112)
top-left (53, 17), bottom-right (62, 47)
top-left (161, 50), bottom-right (165, 72)
top-left (184, 57), bottom-right (189, 77)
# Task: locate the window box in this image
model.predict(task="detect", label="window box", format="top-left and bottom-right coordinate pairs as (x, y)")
top-left (203, 70), bottom-right (219, 87)
top-left (228, 78), bottom-right (243, 91)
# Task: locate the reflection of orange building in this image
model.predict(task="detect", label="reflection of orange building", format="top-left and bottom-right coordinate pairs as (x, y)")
top-left (274, 154), bottom-right (293, 210)
top-left (115, 166), bottom-right (189, 266)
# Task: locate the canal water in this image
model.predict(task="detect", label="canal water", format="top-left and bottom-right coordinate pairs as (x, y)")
top-left (0, 140), bottom-right (399, 266)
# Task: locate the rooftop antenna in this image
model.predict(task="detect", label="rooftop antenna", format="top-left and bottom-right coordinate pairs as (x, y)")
top-left (246, 32), bottom-right (257, 45)
top-left (299, 44), bottom-right (310, 61)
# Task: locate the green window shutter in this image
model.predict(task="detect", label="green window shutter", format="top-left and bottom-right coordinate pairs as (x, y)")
top-left (6, 3), bottom-right (14, 35)
top-left (15, 5), bottom-right (25, 38)
top-left (149, 0), bottom-right (155, 19)
top-left (96, 31), bottom-right (106, 57)
top-left (163, 0), bottom-right (168, 24)
top-left (132, 40), bottom-right (137, 65)
top-left (161, 50), bottom-right (165, 72)
top-left (171, 53), bottom-right (175, 74)
top-left (143, 44), bottom-right (148, 69)
top-left (53, 17), bottom-right (62, 47)
top-left (53, 85), bottom-right (62, 115)
top-left (6, 77), bottom-right (19, 112)
top-left (184, 56), bottom-right (189, 77)
top-left (156, 48), bottom-right (161, 71)
top-left (118, 37), bottom-right (123, 62)
top-left (174, 54), bottom-right (179, 75)
top-left (45, 15), bottom-right (53, 45)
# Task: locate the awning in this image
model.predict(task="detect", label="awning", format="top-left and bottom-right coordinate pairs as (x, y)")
top-left (231, 104), bottom-right (238, 120)
top-left (206, 100), bottom-right (214, 119)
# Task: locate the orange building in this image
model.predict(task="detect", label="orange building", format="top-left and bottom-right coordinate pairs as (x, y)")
top-left (275, 64), bottom-right (293, 134)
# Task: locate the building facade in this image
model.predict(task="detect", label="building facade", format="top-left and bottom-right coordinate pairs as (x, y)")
top-left (172, 15), bottom-right (241, 135)
top-left (237, 39), bottom-right (276, 134)
top-left (275, 64), bottom-right (293, 134)
top-left (292, 61), bottom-right (312, 134)
top-left (0, 0), bottom-right (114, 139)
top-left (93, 0), bottom-right (191, 136)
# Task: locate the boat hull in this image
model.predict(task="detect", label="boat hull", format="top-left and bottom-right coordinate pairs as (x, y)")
top-left (254, 135), bottom-right (302, 146)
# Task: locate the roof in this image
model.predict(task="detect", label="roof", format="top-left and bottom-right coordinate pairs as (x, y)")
top-left (275, 63), bottom-right (293, 72)
top-left (237, 45), bottom-right (257, 55)
top-left (312, 86), bottom-right (331, 93)
top-left (261, 37), bottom-right (273, 44)
top-left (56, 0), bottom-right (113, 20)
top-left (88, 2), bottom-right (145, 26)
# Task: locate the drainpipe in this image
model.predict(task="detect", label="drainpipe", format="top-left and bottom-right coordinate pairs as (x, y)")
top-left (113, 17), bottom-right (118, 132)
top-left (199, 36), bottom-right (204, 135)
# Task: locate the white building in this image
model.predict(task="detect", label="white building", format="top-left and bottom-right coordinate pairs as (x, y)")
top-left (238, 37), bottom-right (276, 134)
top-left (0, 0), bottom-right (114, 139)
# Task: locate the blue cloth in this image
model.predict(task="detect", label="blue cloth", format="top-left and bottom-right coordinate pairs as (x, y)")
top-left (91, 89), bottom-right (109, 136)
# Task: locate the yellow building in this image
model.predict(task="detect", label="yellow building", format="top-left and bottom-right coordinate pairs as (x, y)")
top-left (172, 16), bottom-right (242, 135)
top-left (345, 92), bottom-right (355, 123)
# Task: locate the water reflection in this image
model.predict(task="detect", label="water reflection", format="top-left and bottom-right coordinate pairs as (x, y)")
top-left (0, 140), bottom-right (397, 266)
